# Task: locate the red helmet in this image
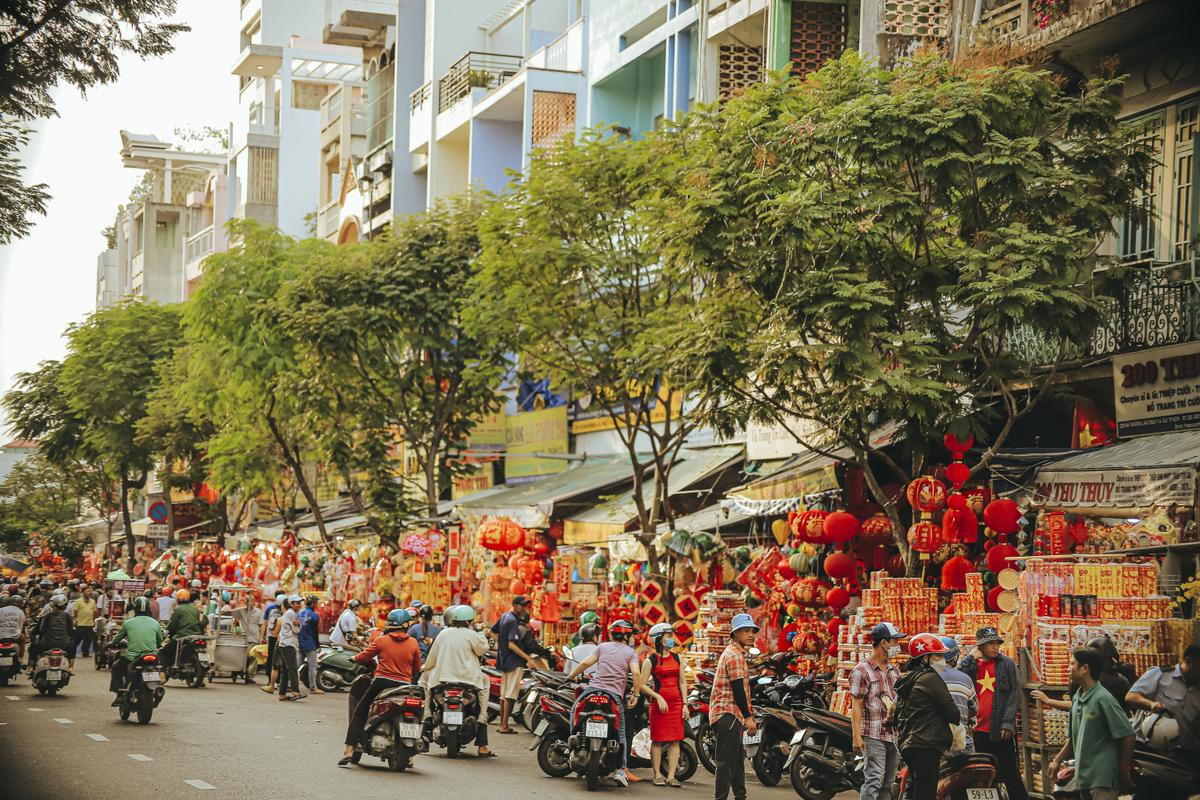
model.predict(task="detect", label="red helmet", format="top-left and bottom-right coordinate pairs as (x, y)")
top-left (608, 619), bottom-right (634, 639)
top-left (908, 633), bottom-right (948, 658)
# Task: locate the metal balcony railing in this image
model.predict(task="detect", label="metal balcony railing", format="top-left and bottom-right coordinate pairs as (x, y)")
top-left (410, 81), bottom-right (431, 114)
top-left (436, 51), bottom-right (523, 114)
top-left (185, 225), bottom-right (214, 265)
top-left (978, 0), bottom-right (1127, 41)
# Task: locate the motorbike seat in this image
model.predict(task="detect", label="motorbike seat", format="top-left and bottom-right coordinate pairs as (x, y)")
top-left (940, 752), bottom-right (996, 774)
top-left (377, 685), bottom-right (425, 702)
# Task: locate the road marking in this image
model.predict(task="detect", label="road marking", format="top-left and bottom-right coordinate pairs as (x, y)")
top-left (86, 733), bottom-right (108, 741)
top-left (27, 707), bottom-right (42, 711)
top-left (53, 718), bottom-right (73, 724)
top-left (183, 780), bottom-right (216, 790)
top-left (127, 753), bottom-right (154, 762)
top-left (5, 695), bottom-right (18, 700)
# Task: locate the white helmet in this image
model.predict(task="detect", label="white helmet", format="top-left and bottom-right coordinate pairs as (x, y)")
top-left (287, 593), bottom-right (302, 603)
top-left (649, 622), bottom-right (674, 640)
top-left (1139, 711), bottom-right (1180, 751)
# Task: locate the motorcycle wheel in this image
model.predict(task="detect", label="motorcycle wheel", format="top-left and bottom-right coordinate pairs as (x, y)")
top-left (119, 701), bottom-right (131, 721)
top-left (318, 668), bottom-right (343, 692)
top-left (136, 690), bottom-right (154, 724)
top-left (446, 734), bottom-right (461, 759)
top-left (675, 740), bottom-right (699, 782)
top-left (790, 751), bottom-right (836, 800)
top-left (46, 686), bottom-right (57, 697)
top-left (187, 658), bottom-right (206, 689)
top-left (0, 673), bottom-right (8, 687)
top-left (585, 747), bottom-right (602, 792)
top-left (752, 741), bottom-right (784, 787)
top-left (696, 721), bottom-right (717, 774)
top-left (536, 735), bottom-right (573, 778)
top-left (94, 651), bottom-right (104, 670)
top-left (387, 734), bottom-right (410, 773)
top-left (36, 685), bottom-right (46, 696)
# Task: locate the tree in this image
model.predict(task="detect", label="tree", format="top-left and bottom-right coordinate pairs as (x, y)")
top-left (0, 1), bottom-right (188, 243)
top-left (184, 221), bottom-right (332, 541)
top-left (654, 51), bottom-right (1150, 572)
top-left (0, 452), bottom-right (80, 550)
top-left (281, 195), bottom-right (508, 527)
top-left (471, 131), bottom-right (703, 568)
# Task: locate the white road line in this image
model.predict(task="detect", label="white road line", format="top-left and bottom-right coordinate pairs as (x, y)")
top-left (53, 718), bottom-right (73, 724)
top-left (182, 780), bottom-right (216, 790)
top-left (86, 733), bottom-right (108, 741)
top-left (26, 707), bottom-right (42, 711)
top-left (127, 753), bottom-right (154, 762)
top-left (5, 695), bottom-right (19, 700)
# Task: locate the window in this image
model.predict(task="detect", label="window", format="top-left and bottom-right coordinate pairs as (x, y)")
top-left (366, 49), bottom-right (395, 152)
top-left (291, 81), bottom-right (324, 110)
top-left (1173, 102), bottom-right (1198, 261)
top-left (1118, 112), bottom-right (1164, 262)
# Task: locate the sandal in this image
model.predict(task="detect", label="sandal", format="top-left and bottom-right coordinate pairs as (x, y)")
top-left (478, 749), bottom-right (498, 758)
top-left (496, 727), bottom-right (517, 734)
top-left (668, 779), bottom-right (681, 788)
top-left (337, 756), bottom-right (354, 767)
top-left (653, 777), bottom-right (666, 786)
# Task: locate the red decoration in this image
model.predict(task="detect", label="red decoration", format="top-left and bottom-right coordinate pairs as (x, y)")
top-left (963, 487), bottom-right (991, 514)
top-left (510, 578), bottom-right (527, 595)
top-left (479, 518), bottom-right (525, 551)
top-left (822, 511), bottom-right (860, 544)
top-left (1046, 511), bottom-right (1070, 555)
top-left (907, 521), bottom-right (942, 557)
top-left (986, 585), bottom-right (1005, 612)
top-left (777, 563), bottom-right (797, 581)
top-left (942, 506), bottom-right (979, 544)
top-left (945, 462), bottom-right (970, 489)
top-left (982, 498), bottom-right (1022, 535)
top-left (859, 513), bottom-right (894, 546)
top-left (985, 542), bottom-right (1018, 574)
top-left (947, 493), bottom-right (968, 511)
top-left (885, 553), bottom-right (906, 577)
top-left (825, 586), bottom-right (850, 611)
top-left (943, 432), bottom-right (974, 457)
top-left (792, 577), bottom-right (824, 606)
top-left (823, 551), bottom-right (857, 581)
top-left (795, 510), bottom-right (829, 544)
top-left (825, 617), bottom-right (844, 637)
top-left (940, 555), bottom-right (974, 592)
top-left (906, 477), bottom-right (947, 513)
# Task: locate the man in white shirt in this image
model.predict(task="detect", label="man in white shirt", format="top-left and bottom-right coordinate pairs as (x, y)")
top-left (419, 604), bottom-right (494, 757)
top-left (275, 595), bottom-right (303, 700)
top-left (155, 589), bottom-right (176, 624)
top-left (329, 598), bottom-right (362, 648)
top-left (567, 622), bottom-right (600, 676)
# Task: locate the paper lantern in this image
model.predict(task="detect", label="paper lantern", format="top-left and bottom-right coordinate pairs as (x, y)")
top-left (982, 498), bottom-right (1022, 535)
top-left (823, 551), bottom-right (857, 581)
top-left (942, 506), bottom-right (978, 544)
top-left (826, 586), bottom-right (850, 611)
top-left (859, 513), bottom-right (894, 546)
top-left (985, 542), bottom-right (1018, 574)
top-left (771, 518), bottom-right (790, 546)
top-left (825, 617), bottom-right (844, 636)
top-left (479, 518), bottom-right (525, 551)
top-left (943, 432), bottom-right (974, 457)
top-left (945, 462), bottom-right (970, 489)
top-left (822, 511), bottom-right (860, 544)
top-left (940, 555), bottom-right (974, 592)
top-left (793, 577), bottom-right (824, 606)
top-left (907, 521), bottom-right (942, 557)
top-left (796, 510), bottom-right (828, 544)
top-left (964, 487), bottom-right (991, 514)
top-left (789, 552), bottom-right (808, 574)
top-left (778, 563), bottom-right (797, 581)
top-left (510, 578), bottom-right (527, 595)
top-left (947, 493), bottom-right (968, 511)
top-left (906, 477), bottom-right (947, 513)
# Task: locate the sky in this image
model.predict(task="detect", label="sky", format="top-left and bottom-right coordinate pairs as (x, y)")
top-left (0, 1), bottom-right (238, 437)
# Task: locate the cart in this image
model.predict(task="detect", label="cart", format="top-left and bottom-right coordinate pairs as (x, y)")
top-left (205, 583), bottom-right (259, 684)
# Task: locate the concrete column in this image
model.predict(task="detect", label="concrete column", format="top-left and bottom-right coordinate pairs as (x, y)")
top-left (768, 0), bottom-right (793, 72)
top-left (163, 159), bottom-right (173, 204)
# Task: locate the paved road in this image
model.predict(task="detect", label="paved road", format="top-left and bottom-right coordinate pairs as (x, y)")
top-left (0, 662), bottom-right (854, 800)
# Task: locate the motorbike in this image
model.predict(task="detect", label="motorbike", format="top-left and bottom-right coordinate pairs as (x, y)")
top-left (785, 706), bottom-right (859, 800)
top-left (426, 681), bottom-right (483, 758)
top-left (626, 695), bottom-right (699, 781)
top-left (687, 671), bottom-right (717, 773)
top-left (520, 668), bottom-right (572, 733)
top-left (346, 671), bottom-right (428, 771)
top-left (565, 687), bottom-right (627, 791)
top-left (750, 672), bottom-right (829, 786)
top-left (31, 648), bottom-right (71, 696)
top-left (0, 638), bottom-right (20, 686)
top-left (481, 664), bottom-right (503, 723)
top-left (532, 685), bottom-right (576, 777)
top-left (94, 619), bottom-right (120, 670)
top-left (163, 634), bottom-right (210, 688)
top-left (898, 751), bottom-right (997, 800)
top-left (317, 644), bottom-right (361, 692)
top-left (117, 651), bottom-right (166, 724)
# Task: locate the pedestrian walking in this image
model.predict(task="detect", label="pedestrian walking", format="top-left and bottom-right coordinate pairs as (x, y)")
top-left (891, 633), bottom-right (961, 800)
top-left (849, 622), bottom-right (905, 800)
top-left (259, 592), bottom-right (285, 694)
top-left (276, 594), bottom-right (303, 701)
top-left (937, 636), bottom-right (977, 753)
top-left (1050, 648), bottom-right (1135, 800)
top-left (298, 595), bottom-right (323, 695)
top-left (710, 612), bottom-right (758, 800)
top-left (71, 585), bottom-right (97, 657)
top-left (640, 621), bottom-right (687, 786)
top-left (491, 595), bottom-right (534, 734)
top-left (959, 626), bottom-right (1028, 800)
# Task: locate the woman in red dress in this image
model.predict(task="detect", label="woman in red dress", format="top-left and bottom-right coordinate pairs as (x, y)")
top-left (640, 622), bottom-right (688, 786)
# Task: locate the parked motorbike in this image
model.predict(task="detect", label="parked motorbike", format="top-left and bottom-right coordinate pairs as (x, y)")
top-left (481, 664), bottom-right (503, 723)
top-left (785, 706), bottom-right (859, 800)
top-left (94, 619), bottom-right (120, 670)
top-left (898, 751), bottom-right (997, 800)
top-left (0, 638), bottom-right (20, 686)
top-left (687, 671), bottom-right (717, 773)
top-left (750, 672), bottom-right (829, 786)
top-left (565, 687), bottom-right (627, 791)
top-left (163, 634), bottom-right (210, 688)
top-left (117, 652), bottom-right (165, 724)
top-left (346, 671), bottom-right (427, 771)
top-left (626, 695), bottom-right (699, 781)
top-left (426, 681), bottom-right (483, 758)
top-left (31, 648), bottom-right (71, 696)
top-left (317, 644), bottom-right (361, 692)
top-left (532, 686), bottom-right (576, 777)
top-left (520, 668), bottom-right (572, 733)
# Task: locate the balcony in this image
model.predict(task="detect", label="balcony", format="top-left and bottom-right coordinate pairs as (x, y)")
top-left (409, 82), bottom-right (431, 152)
top-left (323, 0), bottom-right (395, 46)
top-left (437, 52), bottom-right (523, 114)
top-left (978, 0), bottom-right (1161, 49)
top-left (317, 199), bottom-right (340, 241)
top-left (524, 19), bottom-right (585, 72)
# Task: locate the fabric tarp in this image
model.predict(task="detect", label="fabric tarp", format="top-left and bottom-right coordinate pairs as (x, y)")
top-left (455, 457), bottom-right (636, 530)
top-left (658, 503), bottom-right (752, 536)
top-left (1027, 429), bottom-right (1200, 513)
top-left (256, 514), bottom-right (368, 543)
top-left (563, 446), bottom-right (744, 546)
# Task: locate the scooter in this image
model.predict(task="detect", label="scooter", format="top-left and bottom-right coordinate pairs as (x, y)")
top-left (898, 751), bottom-right (997, 800)
top-left (163, 634), bottom-right (210, 688)
top-left (532, 685), bottom-right (576, 777)
top-left (626, 695), bottom-right (699, 782)
top-left (565, 687), bottom-right (627, 791)
top-left (426, 681), bottom-right (483, 758)
top-left (0, 638), bottom-right (20, 685)
top-left (117, 652), bottom-right (166, 724)
top-left (784, 706), bottom-right (859, 800)
top-left (317, 644), bottom-right (361, 692)
top-left (346, 670), bottom-right (428, 771)
top-left (31, 648), bottom-right (71, 696)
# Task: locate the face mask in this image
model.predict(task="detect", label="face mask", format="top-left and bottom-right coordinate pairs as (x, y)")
top-left (662, 637), bottom-right (675, 649)
top-left (930, 656), bottom-right (947, 673)
top-left (887, 645), bottom-right (901, 658)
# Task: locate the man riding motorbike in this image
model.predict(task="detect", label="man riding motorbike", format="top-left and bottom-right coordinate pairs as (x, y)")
top-left (109, 596), bottom-right (165, 705)
top-left (29, 593), bottom-right (74, 673)
top-left (159, 589), bottom-right (207, 677)
top-left (0, 593), bottom-right (27, 663)
top-left (420, 604), bottom-right (496, 757)
top-left (339, 607), bottom-right (422, 766)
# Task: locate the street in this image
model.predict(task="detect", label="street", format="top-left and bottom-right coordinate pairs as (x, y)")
top-left (0, 665), bottom-right (850, 800)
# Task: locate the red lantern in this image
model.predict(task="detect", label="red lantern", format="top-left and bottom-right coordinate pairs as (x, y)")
top-left (964, 487), bottom-right (991, 514)
top-left (907, 521), bottom-right (942, 557)
top-left (822, 511), bottom-right (860, 544)
top-left (940, 554), bottom-right (974, 592)
top-left (947, 493), bottom-right (968, 511)
top-left (479, 518), bottom-right (525, 551)
top-left (942, 506), bottom-right (978, 544)
top-left (825, 617), bottom-right (844, 636)
top-left (859, 513), bottom-right (894, 546)
top-left (792, 577), bottom-right (823, 606)
top-left (943, 432), bottom-right (974, 457)
top-left (796, 510), bottom-right (828, 544)
top-left (986, 542), bottom-right (1018, 574)
top-left (986, 585), bottom-right (1005, 612)
top-left (777, 563), bottom-right (797, 581)
top-left (825, 586), bottom-right (850, 611)
top-left (906, 477), bottom-right (947, 513)
top-left (982, 498), bottom-right (1022, 535)
top-left (823, 551), bottom-right (857, 581)
top-left (944, 462), bottom-right (970, 489)
top-left (510, 578), bottom-right (527, 595)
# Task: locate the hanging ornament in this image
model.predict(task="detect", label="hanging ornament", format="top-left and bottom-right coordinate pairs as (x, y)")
top-left (906, 477), bottom-right (948, 514)
top-left (479, 518), bottom-right (525, 551)
top-left (771, 518), bottom-right (790, 547)
top-left (907, 521), bottom-right (942, 559)
top-left (823, 551), bottom-right (857, 581)
top-left (795, 510), bottom-right (829, 545)
top-left (982, 499), bottom-right (1022, 535)
top-left (940, 554), bottom-right (974, 592)
top-left (859, 513), bottom-right (894, 546)
top-left (825, 586), bottom-right (850, 612)
top-left (822, 511), bottom-right (860, 544)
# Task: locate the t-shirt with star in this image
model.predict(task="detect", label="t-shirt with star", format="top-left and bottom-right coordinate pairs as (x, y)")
top-left (975, 659), bottom-right (996, 733)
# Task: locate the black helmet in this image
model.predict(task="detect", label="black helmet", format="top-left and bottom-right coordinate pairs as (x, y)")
top-left (1086, 635), bottom-right (1119, 666)
top-left (131, 596), bottom-right (152, 615)
top-left (608, 619), bottom-right (634, 640)
top-left (579, 622), bottom-right (599, 642)
top-left (306, 595), bottom-right (319, 606)
top-left (419, 604), bottom-right (434, 620)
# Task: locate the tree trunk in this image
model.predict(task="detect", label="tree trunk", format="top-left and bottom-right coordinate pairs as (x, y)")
top-left (263, 408), bottom-right (328, 544)
top-left (119, 476), bottom-right (135, 571)
top-left (423, 453), bottom-right (440, 520)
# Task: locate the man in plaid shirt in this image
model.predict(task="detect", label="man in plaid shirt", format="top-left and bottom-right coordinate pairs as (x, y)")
top-left (709, 613), bottom-right (759, 800)
top-left (849, 622), bottom-right (905, 800)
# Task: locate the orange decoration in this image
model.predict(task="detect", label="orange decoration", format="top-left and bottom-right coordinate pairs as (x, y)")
top-left (906, 477), bottom-right (947, 513)
top-left (479, 518), bottom-right (525, 551)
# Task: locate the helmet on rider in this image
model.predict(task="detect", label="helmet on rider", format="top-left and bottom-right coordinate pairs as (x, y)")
top-left (131, 596), bottom-right (153, 616)
top-left (385, 608), bottom-right (412, 629)
top-left (10, 595), bottom-right (24, 608)
top-left (578, 622), bottom-right (599, 643)
top-left (608, 619), bottom-right (634, 641)
top-left (50, 593), bottom-right (68, 608)
top-left (306, 595), bottom-right (318, 607)
top-left (907, 632), bottom-right (948, 659)
top-left (451, 604), bottom-right (476, 623)
top-left (648, 622), bottom-right (673, 641)
top-left (579, 610), bottom-right (599, 626)
top-left (938, 636), bottom-right (961, 665)
top-left (39, 579), bottom-right (52, 589)
top-left (347, 598), bottom-right (361, 609)
top-left (191, 579), bottom-right (202, 589)
top-left (176, 589), bottom-right (190, 602)
top-left (0, 592), bottom-right (9, 606)
top-left (287, 594), bottom-right (302, 604)
top-left (418, 604), bottom-right (434, 620)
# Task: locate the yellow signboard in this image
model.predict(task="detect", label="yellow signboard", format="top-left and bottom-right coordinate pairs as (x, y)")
top-left (468, 409), bottom-right (506, 448)
top-left (571, 384), bottom-right (684, 435)
top-left (506, 406), bottom-right (569, 480)
top-left (452, 463), bottom-right (495, 499)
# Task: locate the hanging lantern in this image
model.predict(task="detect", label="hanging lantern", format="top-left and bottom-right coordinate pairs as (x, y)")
top-left (859, 513), bottom-right (894, 546)
top-left (823, 551), bottom-right (857, 581)
top-left (907, 521), bottom-right (942, 558)
top-left (825, 586), bottom-right (850, 612)
top-left (906, 477), bottom-right (947, 514)
top-left (940, 554), bottom-right (974, 592)
top-left (771, 518), bottom-right (790, 547)
top-left (943, 432), bottom-right (974, 457)
top-left (982, 498), bottom-right (1022, 535)
top-left (822, 511), bottom-right (860, 544)
top-left (964, 487), bottom-right (991, 514)
top-left (944, 462), bottom-right (970, 489)
top-left (479, 518), bottom-right (525, 551)
top-left (986, 542), bottom-right (1019, 573)
top-left (796, 510), bottom-right (828, 544)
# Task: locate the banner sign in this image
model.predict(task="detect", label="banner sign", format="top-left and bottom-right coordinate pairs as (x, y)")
top-left (1112, 342), bottom-right (1200, 436)
top-left (1030, 467), bottom-right (1195, 510)
top-left (505, 406), bottom-right (569, 481)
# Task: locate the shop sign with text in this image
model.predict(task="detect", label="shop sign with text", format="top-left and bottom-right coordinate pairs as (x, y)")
top-left (505, 406), bottom-right (569, 481)
top-left (1113, 341), bottom-right (1200, 436)
top-left (1031, 467), bottom-right (1194, 509)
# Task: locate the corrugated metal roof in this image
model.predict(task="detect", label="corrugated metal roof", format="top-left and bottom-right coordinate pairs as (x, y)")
top-left (1036, 429), bottom-right (1200, 472)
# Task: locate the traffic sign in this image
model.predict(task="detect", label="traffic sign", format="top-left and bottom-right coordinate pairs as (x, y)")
top-left (148, 501), bottom-right (169, 523)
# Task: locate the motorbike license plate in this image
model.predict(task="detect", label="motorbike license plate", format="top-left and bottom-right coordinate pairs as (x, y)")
top-left (143, 672), bottom-right (162, 682)
top-left (525, 690), bottom-right (537, 705)
top-left (398, 723), bottom-right (422, 739)
top-left (46, 670), bottom-right (61, 681)
top-left (689, 714), bottom-right (703, 728)
top-left (443, 710), bottom-right (463, 725)
top-left (965, 791), bottom-right (999, 800)
top-left (743, 730), bottom-right (762, 746)
top-left (197, 653), bottom-right (210, 663)
top-left (534, 720), bottom-right (549, 737)
top-left (586, 721), bottom-right (608, 738)
top-left (0, 657), bottom-right (11, 666)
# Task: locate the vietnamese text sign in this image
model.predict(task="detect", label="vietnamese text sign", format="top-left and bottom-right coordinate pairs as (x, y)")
top-left (451, 463), bottom-right (495, 499)
top-left (1031, 467), bottom-right (1194, 509)
top-left (746, 416), bottom-right (825, 461)
top-left (1113, 342), bottom-right (1200, 436)
top-left (505, 406), bottom-right (569, 480)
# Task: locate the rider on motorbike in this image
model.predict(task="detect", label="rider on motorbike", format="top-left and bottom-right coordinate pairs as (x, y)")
top-left (29, 594), bottom-right (74, 673)
top-left (420, 604), bottom-right (495, 757)
top-left (0, 593), bottom-right (27, 662)
top-left (340, 607), bottom-right (422, 766)
top-left (159, 589), bottom-right (206, 674)
top-left (109, 596), bottom-right (164, 705)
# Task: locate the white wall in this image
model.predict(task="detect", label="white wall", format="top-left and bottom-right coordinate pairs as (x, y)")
top-left (469, 118), bottom-right (522, 194)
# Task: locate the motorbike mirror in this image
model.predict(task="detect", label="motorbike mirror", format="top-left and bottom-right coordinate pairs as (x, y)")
top-left (561, 645), bottom-right (573, 660)
top-left (756, 676), bottom-right (773, 686)
top-left (748, 647), bottom-right (762, 657)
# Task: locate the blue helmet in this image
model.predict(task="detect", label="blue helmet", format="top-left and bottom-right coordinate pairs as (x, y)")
top-left (386, 608), bottom-right (412, 629)
top-left (939, 636), bottom-right (960, 662)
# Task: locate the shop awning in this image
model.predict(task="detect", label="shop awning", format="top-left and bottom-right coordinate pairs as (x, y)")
top-left (1027, 429), bottom-right (1200, 513)
top-left (456, 457), bottom-right (637, 530)
top-left (256, 513), bottom-right (368, 543)
top-left (658, 503), bottom-right (752, 536)
top-left (563, 446), bottom-right (744, 546)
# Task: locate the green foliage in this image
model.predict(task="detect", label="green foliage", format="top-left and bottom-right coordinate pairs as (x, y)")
top-left (652, 51), bottom-right (1149, 569)
top-left (0, 121), bottom-right (48, 243)
top-left (0, 452), bottom-right (79, 549)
